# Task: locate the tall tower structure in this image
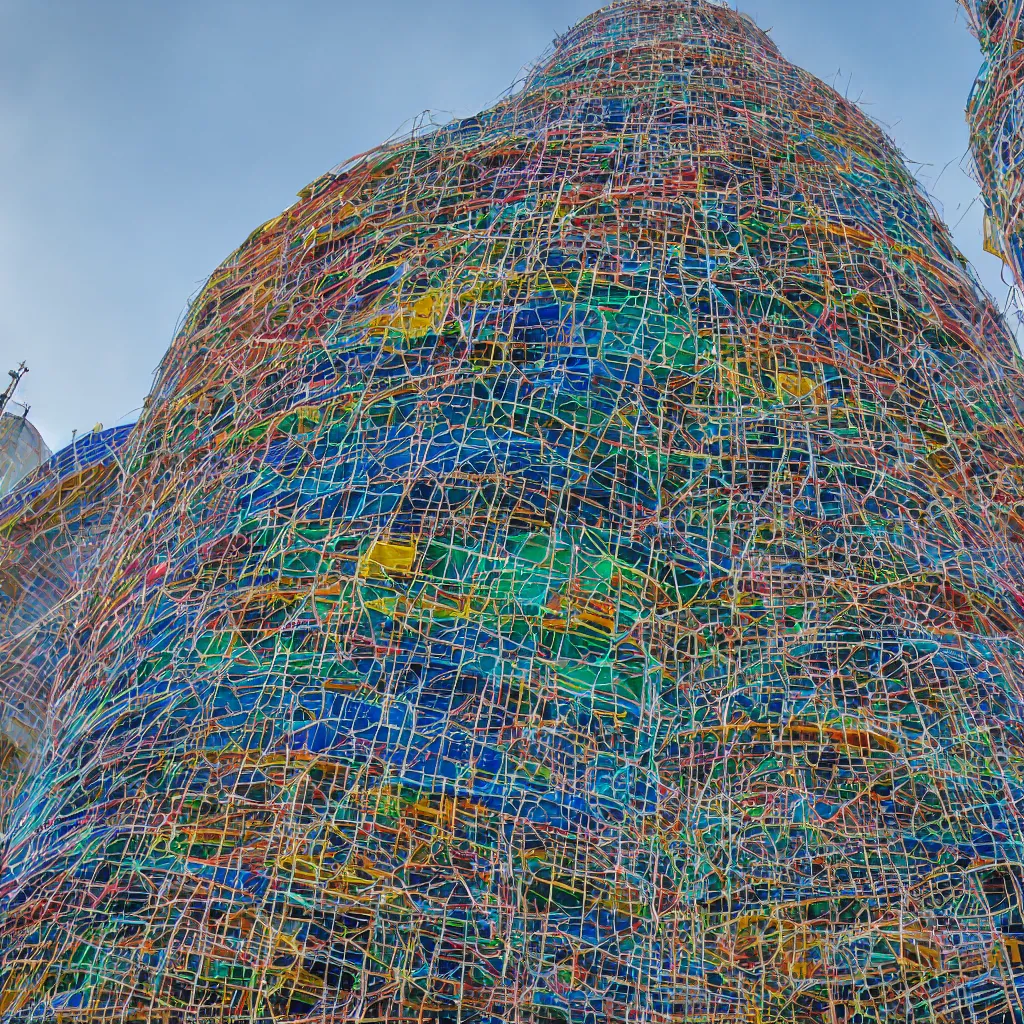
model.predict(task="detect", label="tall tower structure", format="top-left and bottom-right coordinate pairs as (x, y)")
top-left (6, 2), bottom-right (1024, 1021)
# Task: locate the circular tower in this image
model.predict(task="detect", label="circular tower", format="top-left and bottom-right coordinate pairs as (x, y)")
top-left (6, 2), bottom-right (1024, 1021)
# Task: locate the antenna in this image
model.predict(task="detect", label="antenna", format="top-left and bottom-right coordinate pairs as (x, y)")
top-left (0, 362), bottom-right (28, 418)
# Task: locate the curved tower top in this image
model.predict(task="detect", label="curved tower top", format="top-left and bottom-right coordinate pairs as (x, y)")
top-left (549, 0), bottom-right (775, 62)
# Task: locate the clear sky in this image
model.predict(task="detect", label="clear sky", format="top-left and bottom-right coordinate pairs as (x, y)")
top-left (0, 0), bottom-right (1008, 449)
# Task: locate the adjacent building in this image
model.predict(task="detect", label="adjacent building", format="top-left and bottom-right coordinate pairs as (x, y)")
top-left (962, 0), bottom-right (1024, 291)
top-left (0, 426), bottom-right (131, 800)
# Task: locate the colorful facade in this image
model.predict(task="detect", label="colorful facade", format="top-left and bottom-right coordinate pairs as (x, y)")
top-left (6, 1), bottom-right (1024, 1020)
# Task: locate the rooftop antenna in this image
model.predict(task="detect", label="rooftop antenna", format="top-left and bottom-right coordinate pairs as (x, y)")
top-left (0, 362), bottom-right (28, 418)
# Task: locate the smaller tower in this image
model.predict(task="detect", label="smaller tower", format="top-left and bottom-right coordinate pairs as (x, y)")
top-left (0, 365), bottom-right (50, 497)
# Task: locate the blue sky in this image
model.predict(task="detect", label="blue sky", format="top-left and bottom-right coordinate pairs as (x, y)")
top-left (0, 0), bottom-right (1006, 449)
